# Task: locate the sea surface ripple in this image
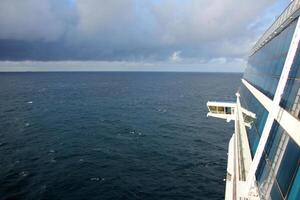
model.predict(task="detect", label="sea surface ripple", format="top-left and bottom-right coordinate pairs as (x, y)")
top-left (0, 72), bottom-right (241, 200)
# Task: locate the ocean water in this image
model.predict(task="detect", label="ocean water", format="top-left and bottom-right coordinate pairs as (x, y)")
top-left (0, 72), bottom-right (241, 200)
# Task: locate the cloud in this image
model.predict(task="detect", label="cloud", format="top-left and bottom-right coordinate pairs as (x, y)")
top-left (170, 51), bottom-right (182, 62)
top-left (0, 0), bottom-right (73, 41)
top-left (151, 0), bottom-right (275, 57)
top-left (0, 0), bottom-right (288, 71)
top-left (76, 0), bottom-right (132, 31)
top-left (73, 0), bottom-right (135, 43)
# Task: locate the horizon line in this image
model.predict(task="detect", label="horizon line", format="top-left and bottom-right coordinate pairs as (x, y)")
top-left (0, 70), bottom-right (243, 73)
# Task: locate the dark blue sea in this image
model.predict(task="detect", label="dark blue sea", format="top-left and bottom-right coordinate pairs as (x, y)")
top-left (0, 72), bottom-right (241, 200)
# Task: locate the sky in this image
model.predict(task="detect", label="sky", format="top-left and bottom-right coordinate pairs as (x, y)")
top-left (0, 0), bottom-right (291, 72)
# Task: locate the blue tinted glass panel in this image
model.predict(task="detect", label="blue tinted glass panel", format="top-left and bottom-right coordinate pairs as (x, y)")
top-left (256, 155), bottom-right (269, 185)
top-left (288, 44), bottom-right (300, 79)
top-left (280, 20), bottom-right (300, 118)
top-left (244, 19), bottom-right (297, 99)
top-left (271, 183), bottom-right (284, 200)
top-left (255, 121), bottom-right (300, 199)
top-left (256, 122), bottom-right (281, 187)
top-left (280, 78), bottom-right (300, 116)
top-left (288, 167), bottom-right (300, 200)
top-left (276, 139), bottom-right (300, 197)
top-left (239, 84), bottom-right (268, 156)
top-left (265, 122), bottom-right (283, 162)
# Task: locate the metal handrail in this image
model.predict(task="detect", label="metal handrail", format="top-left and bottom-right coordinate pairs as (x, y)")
top-left (251, 0), bottom-right (300, 55)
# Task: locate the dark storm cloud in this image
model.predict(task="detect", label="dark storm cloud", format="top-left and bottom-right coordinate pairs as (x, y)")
top-left (0, 0), bottom-right (286, 64)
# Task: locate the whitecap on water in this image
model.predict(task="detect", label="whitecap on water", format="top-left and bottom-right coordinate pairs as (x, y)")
top-left (129, 130), bottom-right (143, 136)
top-left (90, 177), bottom-right (100, 181)
top-left (49, 149), bottom-right (55, 153)
top-left (90, 177), bottom-right (105, 182)
top-left (25, 123), bottom-right (30, 127)
top-left (27, 101), bottom-right (33, 104)
top-left (19, 171), bottom-right (28, 177)
top-left (157, 108), bottom-right (167, 113)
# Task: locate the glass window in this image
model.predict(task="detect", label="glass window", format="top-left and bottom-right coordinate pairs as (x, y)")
top-left (270, 183), bottom-right (284, 200)
top-left (217, 106), bottom-right (224, 113)
top-left (244, 19), bottom-right (297, 99)
top-left (225, 107), bottom-right (231, 114)
top-left (288, 167), bottom-right (300, 200)
top-left (276, 139), bottom-right (300, 197)
top-left (239, 84), bottom-right (269, 156)
top-left (255, 121), bottom-right (300, 199)
top-left (209, 106), bottom-right (217, 113)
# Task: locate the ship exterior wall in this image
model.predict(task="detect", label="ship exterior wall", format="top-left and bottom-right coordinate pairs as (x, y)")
top-left (239, 17), bottom-right (300, 199)
top-left (238, 19), bottom-right (297, 157)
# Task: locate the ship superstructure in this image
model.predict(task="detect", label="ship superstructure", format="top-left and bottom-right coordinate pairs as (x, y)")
top-left (207, 1), bottom-right (300, 199)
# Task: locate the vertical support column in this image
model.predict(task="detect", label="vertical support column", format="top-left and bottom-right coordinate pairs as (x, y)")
top-left (246, 17), bottom-right (300, 192)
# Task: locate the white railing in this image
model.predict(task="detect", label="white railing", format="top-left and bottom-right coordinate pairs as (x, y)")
top-left (251, 0), bottom-right (300, 55)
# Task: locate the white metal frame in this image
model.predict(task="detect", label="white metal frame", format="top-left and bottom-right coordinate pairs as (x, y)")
top-left (242, 79), bottom-right (300, 147)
